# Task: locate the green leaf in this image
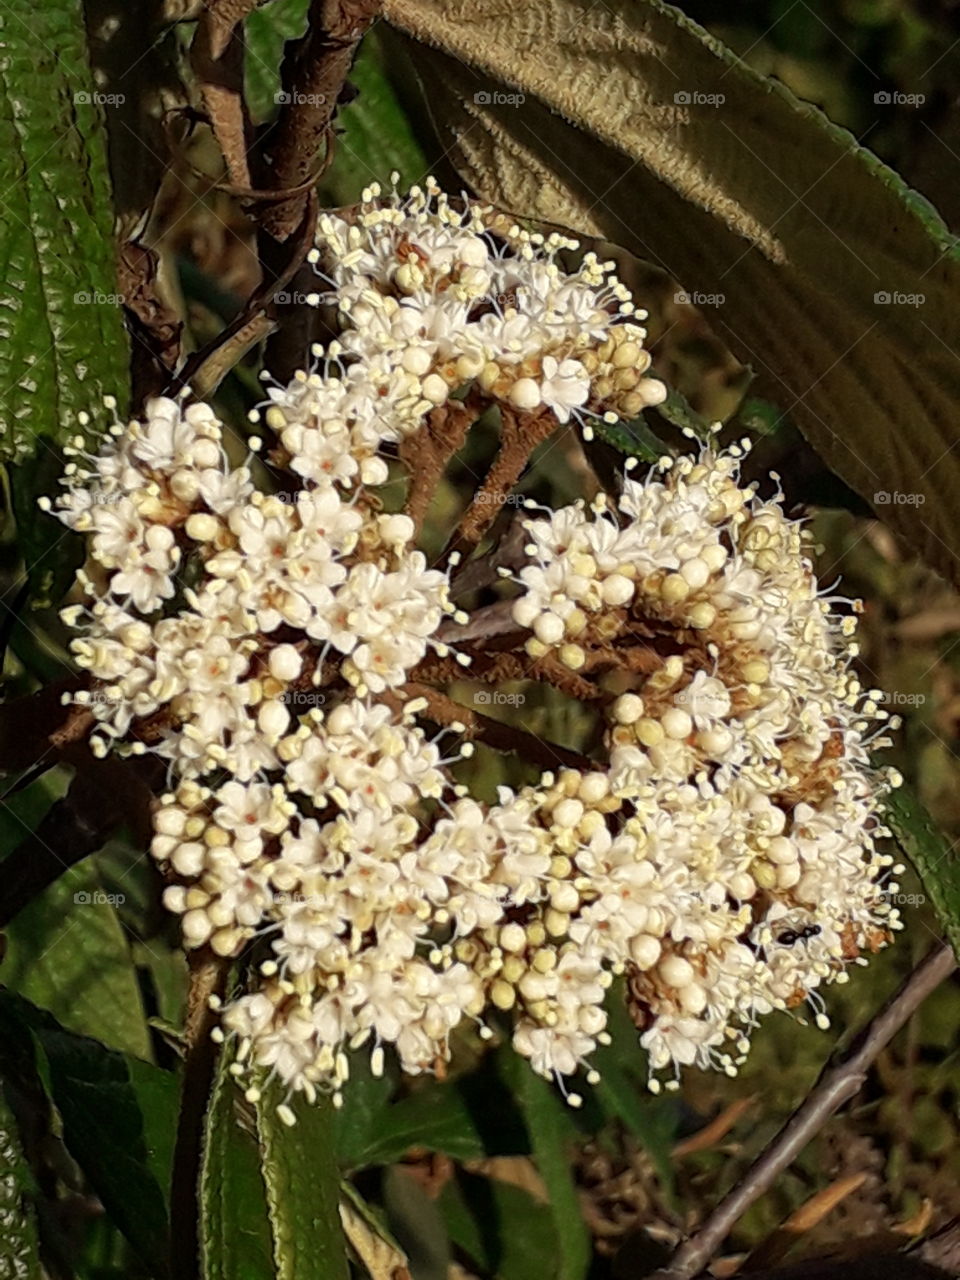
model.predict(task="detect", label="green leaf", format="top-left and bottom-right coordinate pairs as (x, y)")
top-left (885, 781), bottom-right (960, 958)
top-left (0, 1082), bottom-right (40, 1280)
top-left (0, 767), bottom-right (68, 858)
top-left (383, 0), bottom-right (960, 586)
top-left (340, 1078), bottom-right (487, 1169)
top-left (323, 32), bottom-right (429, 206)
top-left (498, 1053), bottom-right (591, 1280)
top-left (254, 1077), bottom-right (349, 1280)
top-left (2, 860), bottom-right (152, 1059)
top-left (244, 0), bottom-right (310, 122)
top-left (200, 1053), bottom-right (275, 1280)
top-left (440, 1169), bottom-right (558, 1280)
top-left (589, 992), bottom-right (680, 1198)
top-left (0, 992), bottom-right (176, 1277)
top-left (0, 0), bottom-right (129, 464)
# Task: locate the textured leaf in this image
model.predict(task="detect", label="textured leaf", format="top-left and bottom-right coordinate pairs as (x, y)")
top-left (440, 1169), bottom-right (557, 1280)
top-left (499, 1053), bottom-right (591, 1280)
top-left (255, 1078), bottom-right (349, 1280)
top-left (0, 992), bottom-right (175, 1277)
top-left (0, 0), bottom-right (129, 463)
top-left (200, 1054), bottom-right (274, 1280)
top-left (885, 782), bottom-right (960, 959)
top-left (2, 860), bottom-right (152, 1059)
top-left (0, 1083), bottom-right (40, 1280)
top-left (382, 0), bottom-right (960, 584)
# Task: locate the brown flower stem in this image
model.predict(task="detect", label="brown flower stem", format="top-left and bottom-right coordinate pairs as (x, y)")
top-left (400, 394), bottom-right (480, 535)
top-left (652, 942), bottom-right (957, 1280)
top-left (400, 682), bottom-right (595, 773)
top-left (441, 405), bottom-right (558, 564)
top-left (169, 950), bottom-right (230, 1280)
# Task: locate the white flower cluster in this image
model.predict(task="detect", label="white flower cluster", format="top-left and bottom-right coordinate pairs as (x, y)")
top-left (47, 182), bottom-right (899, 1115)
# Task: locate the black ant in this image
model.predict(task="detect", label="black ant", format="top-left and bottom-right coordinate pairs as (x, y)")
top-left (776, 924), bottom-right (822, 947)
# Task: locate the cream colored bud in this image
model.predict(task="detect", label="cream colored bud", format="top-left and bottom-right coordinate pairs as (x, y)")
top-left (551, 881), bottom-right (581, 913)
top-left (578, 772), bottom-right (610, 804)
top-left (544, 908), bottom-right (569, 937)
top-left (533, 612), bottom-right (565, 646)
top-left (660, 954), bottom-right (695, 988)
top-left (509, 377), bottom-right (541, 411)
top-left (630, 935), bottom-right (661, 969)
top-left (421, 373), bottom-right (449, 404)
top-left (258, 700), bottom-right (290, 740)
top-left (559, 643), bottom-right (586, 670)
top-left (601, 573), bottom-right (634, 606)
top-left (662, 707), bottom-right (692, 740)
top-left (661, 573), bottom-right (689, 605)
top-left (635, 717), bottom-right (664, 747)
top-left (613, 693), bottom-right (644, 725)
top-left (741, 658), bottom-right (770, 684)
top-left (478, 361), bottom-right (501, 391)
top-left (268, 644), bottom-right (302, 682)
top-left (688, 602), bottom-right (717, 630)
top-left (185, 513), bottom-right (220, 542)
top-left (402, 346), bottom-right (432, 376)
top-left (491, 979), bottom-right (516, 1010)
top-left (499, 922), bottom-right (527, 953)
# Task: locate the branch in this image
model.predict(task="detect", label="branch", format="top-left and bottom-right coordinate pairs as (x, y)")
top-left (257, 0), bottom-right (381, 242)
top-left (653, 942), bottom-right (957, 1280)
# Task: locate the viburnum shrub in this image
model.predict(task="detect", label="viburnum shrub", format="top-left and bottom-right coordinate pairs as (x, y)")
top-left (45, 181), bottom-right (903, 1122)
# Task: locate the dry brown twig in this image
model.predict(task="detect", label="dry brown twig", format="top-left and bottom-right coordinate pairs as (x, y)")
top-left (652, 942), bottom-right (958, 1280)
top-left (258, 0), bottom-right (382, 241)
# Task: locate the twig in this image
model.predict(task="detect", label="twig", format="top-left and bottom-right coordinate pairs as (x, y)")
top-left (653, 942), bottom-right (957, 1280)
top-left (257, 0), bottom-right (381, 241)
top-left (191, 0), bottom-right (257, 189)
top-left (169, 949), bottom-right (230, 1280)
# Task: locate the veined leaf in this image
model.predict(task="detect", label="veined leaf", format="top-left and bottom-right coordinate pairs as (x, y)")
top-left (0, 992), bottom-right (176, 1277)
top-left (200, 1053), bottom-right (274, 1280)
top-left (382, 0), bottom-right (960, 585)
top-left (255, 1077), bottom-right (349, 1280)
top-left (2, 860), bottom-right (152, 1059)
top-left (0, 0), bottom-right (129, 463)
top-left (885, 782), bottom-right (960, 959)
top-left (0, 1083), bottom-right (40, 1280)
top-left (499, 1052), bottom-right (591, 1280)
